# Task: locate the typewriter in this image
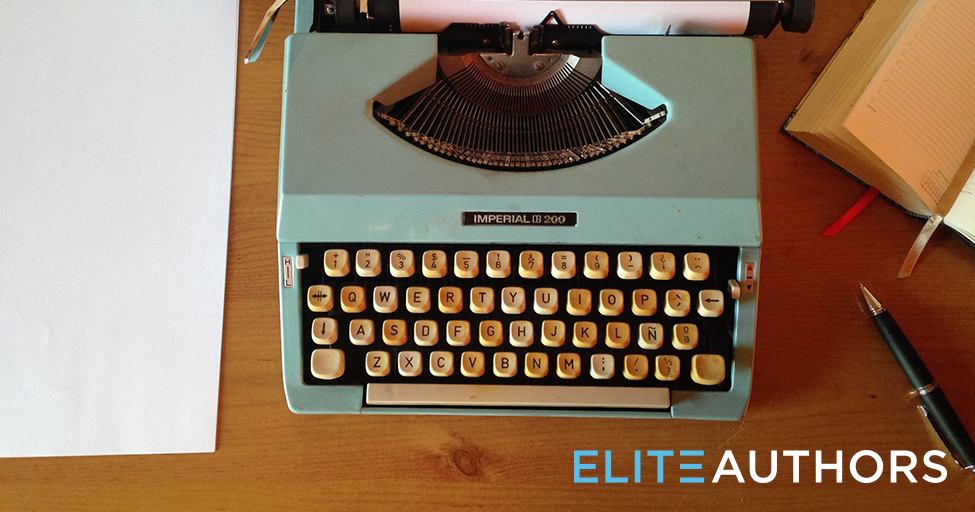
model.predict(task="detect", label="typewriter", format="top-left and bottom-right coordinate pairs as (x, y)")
top-left (247, 0), bottom-right (813, 419)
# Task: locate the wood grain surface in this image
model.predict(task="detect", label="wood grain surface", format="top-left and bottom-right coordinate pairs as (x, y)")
top-left (2, 1), bottom-right (974, 509)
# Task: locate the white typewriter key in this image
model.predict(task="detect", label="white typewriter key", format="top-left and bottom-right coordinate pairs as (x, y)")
top-left (389, 250), bottom-right (415, 278)
top-left (691, 354), bottom-right (726, 385)
top-left (605, 322), bottom-right (630, 349)
top-left (355, 249), bottom-right (381, 277)
top-left (295, 254), bottom-right (309, 270)
top-left (405, 286), bottom-right (431, 314)
top-left (551, 251), bottom-right (576, 279)
top-left (664, 289), bottom-right (691, 317)
top-left (486, 250), bottom-right (511, 278)
top-left (638, 323), bottom-right (664, 350)
top-left (683, 252), bottom-right (710, 281)
top-left (382, 319), bottom-right (407, 346)
top-left (397, 351), bottom-right (422, 377)
top-left (438, 286), bottom-right (463, 314)
top-left (557, 353), bottom-right (581, 379)
top-left (500, 287), bottom-right (526, 315)
top-left (590, 354), bottom-right (615, 380)
top-left (470, 287), bottom-right (495, 314)
top-left (697, 290), bottom-right (724, 317)
top-left (364, 351), bottom-right (390, 377)
top-left (598, 289), bottom-right (624, 316)
top-left (340, 286), bottom-right (366, 313)
top-left (654, 355), bottom-right (680, 381)
top-left (534, 288), bottom-right (558, 315)
top-left (509, 320), bottom-right (534, 347)
top-left (649, 252), bottom-right (676, 280)
top-left (307, 285), bottom-right (334, 312)
top-left (446, 320), bottom-right (471, 346)
top-left (541, 320), bottom-right (566, 347)
top-left (673, 323), bottom-right (699, 350)
top-left (632, 289), bottom-right (657, 316)
top-left (310, 349), bottom-right (344, 380)
top-left (623, 354), bottom-right (649, 381)
top-left (311, 317), bottom-right (338, 345)
top-left (493, 352), bottom-right (517, 378)
top-left (617, 252), bottom-right (643, 280)
top-left (373, 286), bottom-right (398, 313)
top-left (572, 321), bottom-right (598, 349)
top-left (566, 289), bottom-right (592, 316)
top-left (414, 320), bottom-right (439, 346)
top-left (525, 353), bottom-right (549, 379)
top-left (323, 249), bottom-right (350, 277)
top-left (460, 351), bottom-right (485, 378)
top-left (349, 319), bottom-right (375, 346)
top-left (454, 250), bottom-right (479, 278)
top-left (519, 250), bottom-right (544, 279)
top-left (422, 250), bottom-right (448, 278)
top-left (479, 320), bottom-right (503, 347)
top-left (583, 251), bottom-right (609, 279)
top-left (429, 351), bottom-right (455, 377)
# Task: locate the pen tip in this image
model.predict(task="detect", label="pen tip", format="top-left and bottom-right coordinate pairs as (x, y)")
top-left (860, 285), bottom-right (884, 316)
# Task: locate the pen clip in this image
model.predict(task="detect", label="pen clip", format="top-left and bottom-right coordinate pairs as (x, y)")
top-left (917, 404), bottom-right (968, 470)
top-left (244, 0), bottom-right (290, 64)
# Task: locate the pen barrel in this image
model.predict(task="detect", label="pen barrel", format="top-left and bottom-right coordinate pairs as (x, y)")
top-left (872, 312), bottom-right (934, 389)
top-left (920, 388), bottom-right (975, 469)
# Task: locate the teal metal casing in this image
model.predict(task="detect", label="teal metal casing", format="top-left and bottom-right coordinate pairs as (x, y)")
top-left (277, 32), bottom-right (760, 419)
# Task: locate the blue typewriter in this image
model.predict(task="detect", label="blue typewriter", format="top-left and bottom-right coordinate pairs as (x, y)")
top-left (247, 0), bottom-right (813, 419)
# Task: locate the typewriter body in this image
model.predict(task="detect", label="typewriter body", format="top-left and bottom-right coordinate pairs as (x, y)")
top-left (267, 0), bottom-right (811, 419)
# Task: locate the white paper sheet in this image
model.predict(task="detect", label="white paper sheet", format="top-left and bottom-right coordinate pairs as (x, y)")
top-left (399, 0), bottom-right (750, 34)
top-left (0, 1), bottom-right (237, 457)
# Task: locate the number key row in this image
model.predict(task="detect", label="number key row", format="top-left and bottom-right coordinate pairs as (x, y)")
top-left (313, 249), bottom-right (711, 281)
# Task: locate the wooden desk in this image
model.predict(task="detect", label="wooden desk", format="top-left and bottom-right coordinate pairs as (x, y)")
top-left (3, 1), bottom-right (974, 509)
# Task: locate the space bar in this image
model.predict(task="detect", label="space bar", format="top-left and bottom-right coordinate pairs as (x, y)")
top-left (365, 383), bottom-right (670, 409)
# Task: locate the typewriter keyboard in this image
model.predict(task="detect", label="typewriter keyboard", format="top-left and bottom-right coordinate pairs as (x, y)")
top-left (297, 243), bottom-right (743, 410)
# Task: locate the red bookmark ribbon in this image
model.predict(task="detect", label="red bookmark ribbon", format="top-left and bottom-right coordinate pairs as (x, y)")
top-left (821, 187), bottom-right (880, 237)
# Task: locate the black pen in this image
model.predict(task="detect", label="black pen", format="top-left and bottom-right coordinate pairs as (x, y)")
top-left (860, 284), bottom-right (975, 472)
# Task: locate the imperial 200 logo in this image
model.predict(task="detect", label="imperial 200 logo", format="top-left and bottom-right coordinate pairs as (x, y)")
top-left (573, 450), bottom-right (949, 483)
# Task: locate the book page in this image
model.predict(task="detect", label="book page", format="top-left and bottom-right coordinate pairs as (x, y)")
top-left (785, 0), bottom-right (932, 215)
top-left (843, 0), bottom-right (975, 210)
top-left (944, 167), bottom-right (975, 239)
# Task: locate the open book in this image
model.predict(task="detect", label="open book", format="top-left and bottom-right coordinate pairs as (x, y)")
top-left (784, 0), bottom-right (975, 272)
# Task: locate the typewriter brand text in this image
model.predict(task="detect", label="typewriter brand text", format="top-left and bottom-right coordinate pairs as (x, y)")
top-left (463, 211), bottom-right (577, 226)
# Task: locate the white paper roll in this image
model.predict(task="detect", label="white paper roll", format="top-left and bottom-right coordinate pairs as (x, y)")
top-left (398, 0), bottom-right (751, 34)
